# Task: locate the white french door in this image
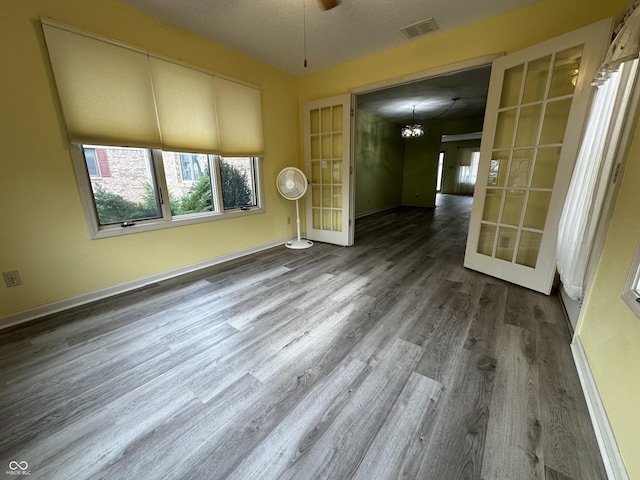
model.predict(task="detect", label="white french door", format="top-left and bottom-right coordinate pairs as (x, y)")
top-left (464, 19), bottom-right (612, 294)
top-left (303, 94), bottom-right (354, 246)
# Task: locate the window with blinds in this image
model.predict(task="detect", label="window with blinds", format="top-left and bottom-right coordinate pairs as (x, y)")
top-left (42, 19), bottom-right (265, 238)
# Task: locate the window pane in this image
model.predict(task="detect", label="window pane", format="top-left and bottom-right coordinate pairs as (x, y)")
top-left (219, 157), bottom-right (257, 210)
top-left (83, 145), bottom-right (161, 225)
top-left (84, 148), bottom-right (99, 177)
top-left (162, 152), bottom-right (213, 216)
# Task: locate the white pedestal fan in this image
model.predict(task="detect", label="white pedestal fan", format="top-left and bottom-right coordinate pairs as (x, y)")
top-left (276, 167), bottom-right (313, 249)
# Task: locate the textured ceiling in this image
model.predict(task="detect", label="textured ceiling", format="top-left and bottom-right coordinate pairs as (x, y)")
top-left (117, 0), bottom-right (529, 126)
top-left (118, 0), bottom-right (537, 77)
top-left (357, 65), bottom-right (491, 126)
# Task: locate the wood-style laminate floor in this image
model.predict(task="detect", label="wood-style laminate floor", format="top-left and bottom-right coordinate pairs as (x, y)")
top-left (0, 194), bottom-right (605, 480)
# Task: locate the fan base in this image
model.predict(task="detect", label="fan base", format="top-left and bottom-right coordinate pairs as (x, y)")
top-left (285, 239), bottom-right (313, 250)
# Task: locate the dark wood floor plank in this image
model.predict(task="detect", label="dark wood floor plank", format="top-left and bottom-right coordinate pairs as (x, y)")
top-left (225, 358), bottom-right (370, 480)
top-left (412, 281), bottom-right (475, 384)
top-left (277, 338), bottom-right (424, 480)
top-left (351, 371), bottom-right (443, 480)
top-left (0, 195), bottom-right (607, 480)
top-left (537, 320), bottom-right (607, 480)
top-left (410, 348), bottom-right (497, 480)
top-left (90, 373), bottom-right (264, 480)
top-left (464, 281), bottom-right (509, 359)
top-left (505, 283), bottom-right (563, 331)
top-left (481, 323), bottom-right (544, 480)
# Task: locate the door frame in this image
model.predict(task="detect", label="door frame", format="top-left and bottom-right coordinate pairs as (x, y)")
top-left (350, 54), bottom-right (502, 221)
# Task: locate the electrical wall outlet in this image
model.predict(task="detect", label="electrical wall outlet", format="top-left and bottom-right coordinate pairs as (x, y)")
top-left (3, 270), bottom-right (22, 287)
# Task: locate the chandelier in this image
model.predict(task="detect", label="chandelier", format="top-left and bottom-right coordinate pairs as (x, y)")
top-left (401, 105), bottom-right (424, 138)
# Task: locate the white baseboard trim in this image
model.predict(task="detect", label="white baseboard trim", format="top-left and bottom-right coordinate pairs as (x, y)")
top-left (571, 336), bottom-right (629, 480)
top-left (355, 204), bottom-right (402, 219)
top-left (0, 238), bottom-right (290, 331)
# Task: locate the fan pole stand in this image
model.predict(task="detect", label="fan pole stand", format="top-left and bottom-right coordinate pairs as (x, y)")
top-left (286, 199), bottom-right (313, 249)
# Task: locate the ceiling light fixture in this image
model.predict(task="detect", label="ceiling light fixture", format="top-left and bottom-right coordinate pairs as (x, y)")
top-left (401, 105), bottom-right (424, 138)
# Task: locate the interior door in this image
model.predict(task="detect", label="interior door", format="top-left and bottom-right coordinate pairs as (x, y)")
top-left (464, 19), bottom-right (612, 294)
top-left (303, 94), bottom-right (353, 246)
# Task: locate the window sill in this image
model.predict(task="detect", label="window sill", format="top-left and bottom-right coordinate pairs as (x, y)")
top-left (90, 206), bottom-right (265, 239)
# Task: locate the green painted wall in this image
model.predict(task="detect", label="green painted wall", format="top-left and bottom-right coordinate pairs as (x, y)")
top-left (401, 118), bottom-right (485, 206)
top-left (355, 110), bottom-right (405, 217)
top-left (402, 130), bottom-right (442, 207)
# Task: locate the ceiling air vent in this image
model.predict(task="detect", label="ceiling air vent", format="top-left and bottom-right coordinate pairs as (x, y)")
top-left (401, 17), bottom-right (439, 39)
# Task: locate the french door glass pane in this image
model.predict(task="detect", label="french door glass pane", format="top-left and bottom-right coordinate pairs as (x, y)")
top-left (502, 191), bottom-right (525, 226)
top-left (540, 99), bottom-right (573, 144)
top-left (507, 151), bottom-right (533, 188)
top-left (476, 44), bottom-right (584, 270)
top-left (549, 46), bottom-right (582, 98)
top-left (514, 104), bottom-right (542, 147)
top-left (523, 191), bottom-right (552, 229)
top-left (496, 226), bottom-right (518, 261)
top-left (488, 150), bottom-right (509, 186)
top-left (516, 231), bottom-right (543, 267)
top-left (494, 110), bottom-right (517, 148)
top-left (482, 189), bottom-right (502, 222)
top-left (522, 55), bottom-right (551, 104)
top-left (308, 104), bottom-right (344, 233)
top-left (500, 65), bottom-right (524, 108)
top-left (478, 224), bottom-right (497, 256)
top-left (531, 147), bottom-right (561, 188)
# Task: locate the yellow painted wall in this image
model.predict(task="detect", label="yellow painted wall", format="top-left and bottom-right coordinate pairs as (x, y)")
top-left (298, 0), bottom-right (626, 103)
top-left (577, 117), bottom-right (640, 479)
top-left (0, 0), bottom-right (299, 318)
top-left (1, 0), bottom-right (638, 475)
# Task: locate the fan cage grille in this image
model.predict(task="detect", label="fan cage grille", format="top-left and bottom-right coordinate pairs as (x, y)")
top-left (277, 167), bottom-right (308, 200)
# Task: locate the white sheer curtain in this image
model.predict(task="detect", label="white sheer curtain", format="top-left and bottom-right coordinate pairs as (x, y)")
top-left (557, 59), bottom-right (639, 300)
top-left (455, 148), bottom-right (480, 194)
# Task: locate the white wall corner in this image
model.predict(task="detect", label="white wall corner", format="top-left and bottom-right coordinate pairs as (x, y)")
top-left (571, 336), bottom-right (630, 480)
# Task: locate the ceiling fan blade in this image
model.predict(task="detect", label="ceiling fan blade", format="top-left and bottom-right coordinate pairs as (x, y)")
top-left (318, 0), bottom-right (340, 10)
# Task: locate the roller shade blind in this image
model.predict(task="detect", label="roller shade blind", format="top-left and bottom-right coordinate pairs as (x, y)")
top-left (214, 76), bottom-right (264, 156)
top-left (149, 56), bottom-right (220, 153)
top-left (41, 21), bottom-right (161, 148)
top-left (41, 19), bottom-right (264, 156)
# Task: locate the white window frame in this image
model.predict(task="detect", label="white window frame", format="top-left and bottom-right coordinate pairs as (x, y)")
top-left (70, 144), bottom-right (264, 239)
top-left (622, 237), bottom-right (640, 319)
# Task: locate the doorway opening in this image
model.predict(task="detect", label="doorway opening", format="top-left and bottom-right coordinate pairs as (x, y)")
top-left (352, 62), bottom-right (492, 232)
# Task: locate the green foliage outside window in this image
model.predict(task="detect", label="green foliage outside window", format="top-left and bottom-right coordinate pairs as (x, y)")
top-left (92, 162), bottom-right (252, 224)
